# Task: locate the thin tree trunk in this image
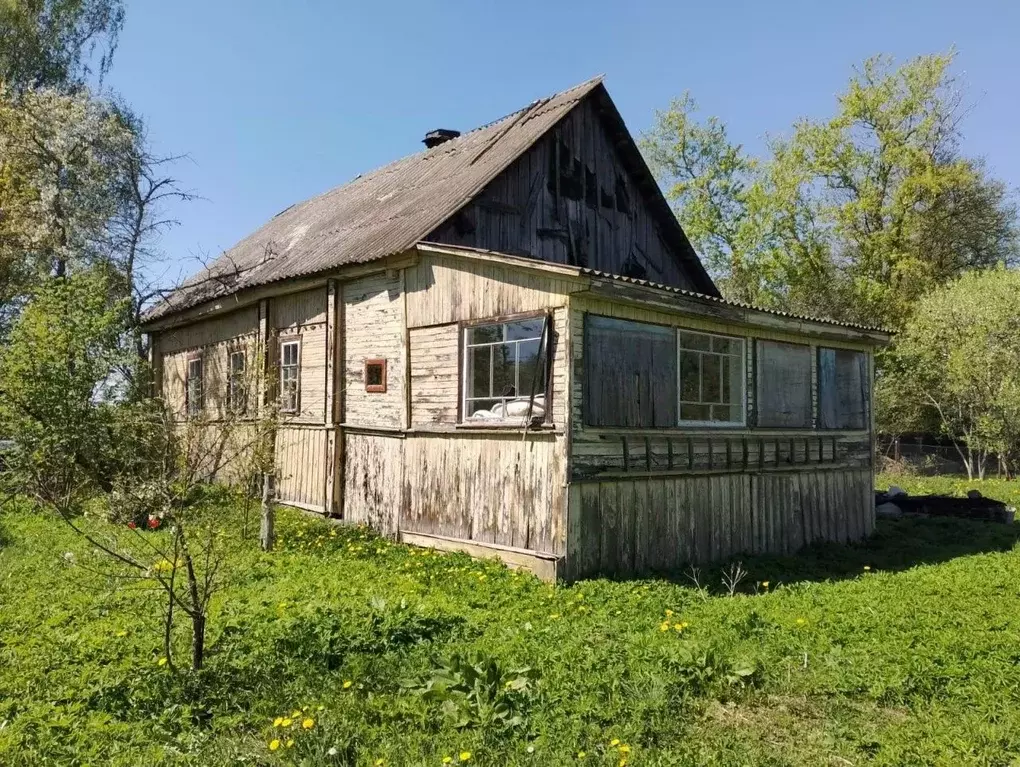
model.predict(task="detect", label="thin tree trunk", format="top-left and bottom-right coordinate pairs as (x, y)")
top-left (260, 472), bottom-right (275, 552)
top-left (191, 613), bottom-right (205, 671)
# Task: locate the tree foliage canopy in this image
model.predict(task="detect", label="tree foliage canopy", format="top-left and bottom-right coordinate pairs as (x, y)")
top-left (642, 52), bottom-right (1018, 329)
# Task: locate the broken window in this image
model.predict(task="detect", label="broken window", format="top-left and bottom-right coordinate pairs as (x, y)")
top-left (279, 339), bottom-right (300, 413)
top-left (186, 355), bottom-right (203, 417)
top-left (584, 316), bottom-right (676, 427)
top-left (818, 347), bottom-right (868, 429)
top-left (756, 340), bottom-right (812, 428)
top-left (678, 331), bottom-right (745, 424)
top-left (463, 317), bottom-right (549, 421)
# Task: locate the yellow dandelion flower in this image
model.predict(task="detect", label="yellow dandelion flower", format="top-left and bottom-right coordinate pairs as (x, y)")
top-left (443, 757), bottom-right (453, 764)
top-left (795, 617), bottom-right (807, 626)
top-left (291, 710), bottom-right (302, 718)
top-left (761, 581), bottom-right (770, 588)
top-left (659, 621), bottom-right (670, 632)
top-left (459, 752), bottom-right (472, 761)
top-left (618, 759), bottom-right (627, 767)
top-left (343, 680), bottom-right (353, 689)
top-left (664, 609), bottom-right (673, 617)
top-left (157, 657), bottom-right (167, 666)
top-left (375, 760), bottom-right (385, 766)
top-left (115, 630), bottom-right (127, 637)
top-left (577, 751), bottom-right (587, 758)
top-left (269, 739), bottom-right (281, 751)
top-left (673, 623), bottom-right (684, 632)
top-left (281, 718), bottom-right (293, 727)
top-left (285, 738), bottom-right (294, 748)
top-left (302, 718), bottom-right (314, 729)
top-left (273, 717), bottom-right (283, 727)
top-left (609, 738), bottom-right (621, 747)
top-left (618, 744), bottom-right (631, 754)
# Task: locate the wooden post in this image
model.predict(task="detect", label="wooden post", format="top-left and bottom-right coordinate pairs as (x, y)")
top-left (324, 280), bottom-right (339, 515)
top-left (259, 472), bottom-right (275, 551)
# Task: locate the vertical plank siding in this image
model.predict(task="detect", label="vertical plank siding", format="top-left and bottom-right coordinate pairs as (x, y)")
top-left (342, 432), bottom-right (404, 536)
top-left (425, 97), bottom-right (697, 290)
top-left (567, 468), bottom-right (873, 580)
top-left (275, 425), bottom-right (328, 509)
top-left (273, 288), bottom-right (329, 424)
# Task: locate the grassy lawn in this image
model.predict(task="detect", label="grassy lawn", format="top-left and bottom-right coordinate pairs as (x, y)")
top-left (877, 471), bottom-right (1020, 508)
top-left (2, 496), bottom-right (1020, 766)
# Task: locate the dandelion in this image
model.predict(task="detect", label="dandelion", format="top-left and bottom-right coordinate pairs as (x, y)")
top-left (664, 609), bottom-right (673, 617)
top-left (281, 718), bottom-right (293, 727)
top-left (285, 739), bottom-right (294, 748)
top-left (761, 581), bottom-right (770, 589)
top-left (618, 744), bottom-right (631, 754)
top-left (302, 718), bottom-right (315, 729)
top-left (459, 752), bottom-right (472, 761)
top-left (673, 623), bottom-right (684, 632)
top-left (443, 757), bottom-right (453, 764)
top-left (609, 738), bottom-right (621, 747)
top-left (269, 739), bottom-right (281, 751)
top-left (115, 630), bottom-right (127, 637)
top-left (659, 621), bottom-right (670, 632)
top-left (375, 760), bottom-right (385, 766)
top-left (577, 751), bottom-right (587, 758)
top-left (343, 680), bottom-right (353, 689)
top-left (273, 716), bottom-right (283, 727)
top-left (291, 710), bottom-right (302, 718)
top-left (795, 617), bottom-right (807, 626)
top-left (157, 657), bottom-right (167, 666)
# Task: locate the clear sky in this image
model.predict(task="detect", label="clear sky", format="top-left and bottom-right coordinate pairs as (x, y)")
top-left (103, 0), bottom-right (1020, 284)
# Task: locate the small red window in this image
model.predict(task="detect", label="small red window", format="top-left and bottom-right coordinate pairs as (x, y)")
top-left (365, 359), bottom-right (387, 393)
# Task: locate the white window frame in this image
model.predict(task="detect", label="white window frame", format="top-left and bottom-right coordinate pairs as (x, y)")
top-left (279, 339), bottom-right (301, 414)
top-left (186, 355), bottom-right (203, 417)
top-left (676, 329), bottom-right (746, 427)
top-left (461, 316), bottom-right (548, 423)
top-left (227, 349), bottom-right (247, 414)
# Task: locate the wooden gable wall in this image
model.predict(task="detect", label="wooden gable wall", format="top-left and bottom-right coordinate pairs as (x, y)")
top-left (426, 97), bottom-right (697, 291)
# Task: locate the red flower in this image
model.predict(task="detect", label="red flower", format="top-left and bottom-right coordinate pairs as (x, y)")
top-left (127, 521), bottom-right (137, 529)
top-left (147, 517), bottom-right (160, 529)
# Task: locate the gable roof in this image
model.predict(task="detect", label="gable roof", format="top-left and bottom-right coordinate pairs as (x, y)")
top-left (146, 77), bottom-right (717, 322)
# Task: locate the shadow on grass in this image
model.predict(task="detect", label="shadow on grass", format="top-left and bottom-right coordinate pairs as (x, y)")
top-left (660, 517), bottom-right (1020, 590)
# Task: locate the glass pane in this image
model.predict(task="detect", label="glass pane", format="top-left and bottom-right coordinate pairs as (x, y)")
top-left (505, 318), bottom-right (544, 341)
top-left (468, 346), bottom-right (490, 398)
top-left (703, 354), bottom-right (721, 403)
top-left (468, 324), bottom-right (502, 345)
top-left (516, 339), bottom-right (545, 397)
top-left (711, 404), bottom-right (739, 422)
top-left (712, 336), bottom-right (736, 354)
top-left (466, 399), bottom-right (500, 417)
top-left (680, 404), bottom-right (710, 421)
top-left (720, 357), bottom-right (731, 403)
top-left (679, 351), bottom-right (701, 401)
top-left (282, 344), bottom-right (297, 365)
top-left (491, 343), bottom-right (516, 398)
top-left (366, 363), bottom-right (384, 387)
top-left (678, 331), bottom-right (710, 351)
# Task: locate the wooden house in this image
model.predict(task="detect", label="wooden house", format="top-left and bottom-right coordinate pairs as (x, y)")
top-left (142, 77), bottom-right (890, 580)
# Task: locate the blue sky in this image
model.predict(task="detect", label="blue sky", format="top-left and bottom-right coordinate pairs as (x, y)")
top-left (104, 0), bottom-right (1020, 285)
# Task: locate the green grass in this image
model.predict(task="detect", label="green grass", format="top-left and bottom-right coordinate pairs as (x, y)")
top-left (2, 496), bottom-right (1020, 766)
top-left (877, 471), bottom-right (1020, 508)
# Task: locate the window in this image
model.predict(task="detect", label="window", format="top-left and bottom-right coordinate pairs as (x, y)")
top-left (186, 356), bottom-right (203, 416)
top-left (364, 359), bottom-right (387, 393)
top-left (463, 316), bottom-right (548, 421)
top-left (279, 340), bottom-right (300, 413)
top-left (584, 316), bottom-right (677, 427)
top-left (818, 347), bottom-right (868, 429)
top-left (677, 330), bottom-right (745, 425)
top-left (756, 340), bottom-right (812, 428)
top-left (227, 350), bottom-right (247, 413)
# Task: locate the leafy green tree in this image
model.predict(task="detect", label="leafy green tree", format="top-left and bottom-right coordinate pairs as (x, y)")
top-left (0, 0), bottom-right (124, 91)
top-left (642, 52), bottom-right (1018, 329)
top-left (890, 268), bottom-right (1020, 479)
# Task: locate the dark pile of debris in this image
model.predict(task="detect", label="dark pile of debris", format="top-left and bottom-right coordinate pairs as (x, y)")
top-left (875, 486), bottom-right (1016, 524)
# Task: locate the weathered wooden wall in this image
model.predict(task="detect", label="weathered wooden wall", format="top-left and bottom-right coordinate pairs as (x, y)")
top-left (275, 425), bottom-right (328, 510)
top-left (426, 97), bottom-right (696, 289)
top-left (273, 288), bottom-right (328, 424)
top-left (567, 468), bottom-right (873, 579)
top-left (342, 431), bottom-right (403, 535)
top-left (158, 306), bottom-right (259, 417)
top-left (343, 272), bottom-right (406, 429)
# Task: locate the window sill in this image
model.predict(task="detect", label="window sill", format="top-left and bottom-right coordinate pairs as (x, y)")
top-left (456, 420), bottom-right (555, 431)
